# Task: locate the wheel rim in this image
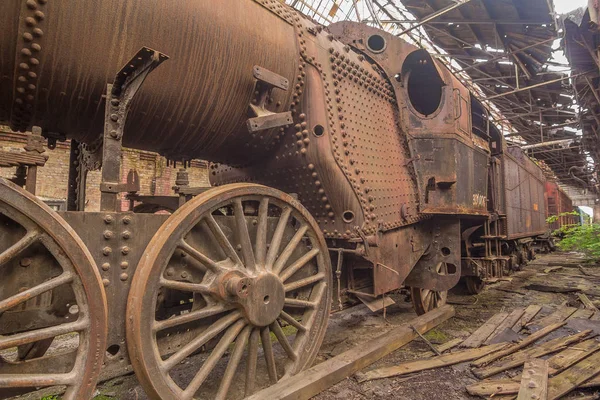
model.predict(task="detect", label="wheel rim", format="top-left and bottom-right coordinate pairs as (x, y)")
top-left (127, 184), bottom-right (331, 400)
top-left (465, 276), bottom-right (485, 294)
top-left (0, 178), bottom-right (107, 400)
top-left (411, 262), bottom-right (448, 315)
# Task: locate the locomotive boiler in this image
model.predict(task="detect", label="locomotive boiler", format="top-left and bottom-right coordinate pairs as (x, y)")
top-left (0, 0), bottom-right (547, 399)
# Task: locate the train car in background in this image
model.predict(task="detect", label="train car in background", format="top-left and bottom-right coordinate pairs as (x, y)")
top-left (460, 105), bottom-right (549, 294)
top-left (545, 181), bottom-right (579, 232)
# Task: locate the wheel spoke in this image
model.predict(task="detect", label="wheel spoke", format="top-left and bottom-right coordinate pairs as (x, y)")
top-left (215, 325), bottom-right (252, 400)
top-left (0, 230), bottom-right (40, 267)
top-left (177, 240), bottom-right (222, 273)
top-left (272, 225), bottom-right (308, 275)
top-left (279, 311), bottom-right (307, 333)
top-left (288, 283), bottom-right (326, 361)
top-left (159, 278), bottom-right (211, 295)
top-left (265, 207), bottom-right (292, 270)
top-left (233, 199), bottom-right (256, 272)
top-left (254, 198), bottom-right (269, 268)
top-left (161, 311), bottom-right (241, 372)
top-left (428, 291), bottom-right (435, 311)
top-left (0, 373), bottom-right (75, 388)
top-left (280, 248), bottom-right (320, 282)
top-left (284, 298), bottom-right (316, 309)
top-left (271, 321), bottom-right (297, 361)
top-left (284, 272), bottom-right (325, 293)
top-left (245, 328), bottom-right (260, 397)
top-left (260, 326), bottom-right (278, 384)
top-left (153, 304), bottom-right (234, 332)
top-left (204, 214), bottom-right (242, 265)
top-left (0, 272), bottom-right (73, 313)
top-left (0, 319), bottom-right (87, 350)
top-left (182, 320), bottom-right (246, 399)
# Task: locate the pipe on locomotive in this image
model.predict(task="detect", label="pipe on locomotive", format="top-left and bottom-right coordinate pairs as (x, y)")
top-left (0, 0), bottom-right (301, 164)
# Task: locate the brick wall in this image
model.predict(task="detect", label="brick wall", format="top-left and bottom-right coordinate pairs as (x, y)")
top-left (0, 127), bottom-right (210, 211)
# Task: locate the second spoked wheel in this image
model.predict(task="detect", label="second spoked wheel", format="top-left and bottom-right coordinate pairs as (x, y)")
top-left (410, 261), bottom-right (449, 315)
top-left (127, 183), bottom-right (331, 399)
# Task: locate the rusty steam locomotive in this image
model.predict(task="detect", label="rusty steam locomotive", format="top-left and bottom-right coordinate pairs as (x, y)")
top-left (0, 0), bottom-right (550, 398)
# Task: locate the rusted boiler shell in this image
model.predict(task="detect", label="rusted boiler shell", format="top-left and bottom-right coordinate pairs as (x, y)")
top-left (0, 0), bottom-right (298, 164)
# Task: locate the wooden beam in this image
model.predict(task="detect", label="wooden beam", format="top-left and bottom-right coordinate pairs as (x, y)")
top-left (517, 359), bottom-right (548, 400)
top-left (547, 338), bottom-right (600, 375)
top-left (472, 330), bottom-right (591, 379)
top-left (578, 293), bottom-right (600, 312)
top-left (568, 309), bottom-right (595, 320)
top-left (512, 305), bottom-right (543, 332)
top-left (485, 308), bottom-right (526, 345)
top-left (246, 305), bottom-right (455, 400)
top-left (355, 343), bottom-right (508, 383)
top-left (472, 321), bottom-right (567, 368)
top-left (467, 380), bottom-right (520, 397)
top-left (462, 312), bottom-right (509, 348)
top-left (548, 350), bottom-right (600, 399)
top-left (469, 374), bottom-right (600, 397)
top-left (528, 306), bottom-right (578, 329)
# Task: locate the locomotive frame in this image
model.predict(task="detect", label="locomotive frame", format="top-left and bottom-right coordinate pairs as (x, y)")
top-left (0, 1), bottom-right (554, 399)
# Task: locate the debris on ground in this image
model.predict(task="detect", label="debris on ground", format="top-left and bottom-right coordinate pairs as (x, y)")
top-left (358, 300), bottom-right (600, 400)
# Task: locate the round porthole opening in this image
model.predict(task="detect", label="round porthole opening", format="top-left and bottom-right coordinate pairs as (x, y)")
top-left (313, 124), bottom-right (325, 137)
top-left (342, 211), bottom-right (355, 223)
top-left (367, 34), bottom-right (386, 53)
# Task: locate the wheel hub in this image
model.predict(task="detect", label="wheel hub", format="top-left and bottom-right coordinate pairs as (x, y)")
top-left (221, 272), bottom-right (285, 327)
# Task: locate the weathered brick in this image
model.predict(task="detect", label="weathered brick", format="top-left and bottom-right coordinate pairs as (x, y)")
top-left (0, 127), bottom-right (209, 211)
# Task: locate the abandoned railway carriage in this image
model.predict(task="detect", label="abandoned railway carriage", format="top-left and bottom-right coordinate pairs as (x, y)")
top-left (0, 1), bottom-right (550, 399)
top-left (545, 181), bottom-right (579, 232)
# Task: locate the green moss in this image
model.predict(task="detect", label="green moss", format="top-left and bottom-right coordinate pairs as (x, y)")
top-left (423, 329), bottom-right (448, 343)
top-left (41, 396), bottom-right (60, 400)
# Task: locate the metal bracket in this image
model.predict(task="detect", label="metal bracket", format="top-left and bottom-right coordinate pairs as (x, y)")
top-left (247, 66), bottom-right (293, 133)
top-left (100, 47), bottom-right (168, 211)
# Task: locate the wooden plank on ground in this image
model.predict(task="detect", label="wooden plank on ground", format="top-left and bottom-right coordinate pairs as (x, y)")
top-left (485, 308), bottom-right (525, 345)
top-left (355, 343), bottom-right (507, 383)
top-left (547, 350), bottom-right (600, 400)
top-left (543, 266), bottom-right (563, 274)
top-left (512, 305), bottom-right (543, 332)
top-left (461, 312), bottom-right (509, 348)
top-left (568, 309), bottom-right (595, 320)
top-left (547, 338), bottom-right (600, 375)
top-left (421, 337), bottom-right (464, 357)
top-left (469, 375), bottom-right (600, 397)
top-left (473, 330), bottom-right (590, 379)
top-left (528, 306), bottom-right (577, 329)
top-left (437, 337), bottom-right (463, 353)
top-left (466, 380), bottom-right (520, 397)
top-left (472, 321), bottom-right (567, 368)
top-left (246, 305), bottom-right (455, 400)
top-left (578, 293), bottom-right (600, 312)
top-left (517, 359), bottom-right (548, 400)
top-left (581, 374), bottom-right (600, 388)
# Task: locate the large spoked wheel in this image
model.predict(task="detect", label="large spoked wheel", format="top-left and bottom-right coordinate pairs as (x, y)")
top-left (464, 276), bottom-right (485, 295)
top-left (127, 183), bottom-right (331, 400)
top-left (0, 178), bottom-right (107, 399)
top-left (410, 262), bottom-right (449, 315)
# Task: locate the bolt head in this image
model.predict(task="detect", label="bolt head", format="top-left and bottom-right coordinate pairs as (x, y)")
top-left (20, 258), bottom-right (32, 267)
